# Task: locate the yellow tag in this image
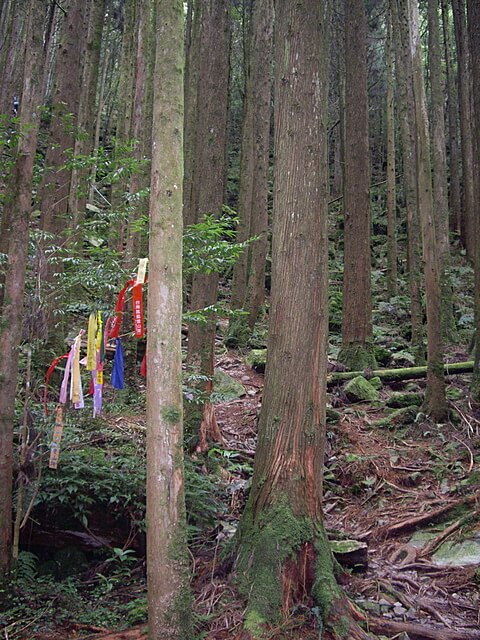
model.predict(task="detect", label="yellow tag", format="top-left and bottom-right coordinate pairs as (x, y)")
top-left (96, 370), bottom-right (103, 385)
top-left (136, 258), bottom-right (148, 284)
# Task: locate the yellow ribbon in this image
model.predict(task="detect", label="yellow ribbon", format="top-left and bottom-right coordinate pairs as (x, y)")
top-left (86, 312), bottom-right (97, 371)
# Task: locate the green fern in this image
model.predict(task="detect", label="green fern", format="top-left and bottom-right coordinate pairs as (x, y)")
top-left (14, 551), bottom-right (39, 582)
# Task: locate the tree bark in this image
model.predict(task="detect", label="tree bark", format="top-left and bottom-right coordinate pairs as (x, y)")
top-left (452, 0), bottom-right (475, 259)
top-left (229, 0), bottom-right (273, 344)
top-left (392, 0), bottom-right (424, 362)
top-left (442, 0), bottom-right (462, 235)
top-left (186, 0), bottom-right (230, 450)
top-left (69, 0), bottom-right (107, 230)
top-left (385, 1), bottom-right (397, 299)
top-left (428, 0), bottom-right (455, 340)
top-left (124, 0), bottom-right (153, 270)
top-left (467, 0), bottom-right (480, 401)
top-left (339, 0), bottom-right (375, 371)
top-left (236, 2), bottom-right (368, 637)
top-left (404, 0), bottom-right (447, 421)
top-left (146, 1), bottom-right (192, 637)
top-left (0, 0), bottom-right (49, 576)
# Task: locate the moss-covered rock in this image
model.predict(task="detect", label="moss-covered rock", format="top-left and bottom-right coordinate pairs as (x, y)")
top-left (211, 369), bottom-right (245, 403)
top-left (246, 349), bottom-right (267, 373)
top-left (386, 392), bottom-right (423, 408)
top-left (343, 376), bottom-right (379, 402)
top-left (373, 405), bottom-right (418, 429)
top-left (369, 376), bottom-right (382, 390)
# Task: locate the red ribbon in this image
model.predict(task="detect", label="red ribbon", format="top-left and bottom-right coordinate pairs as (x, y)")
top-left (132, 283), bottom-right (145, 338)
top-left (109, 278), bottom-right (136, 339)
top-left (44, 354), bottom-right (69, 416)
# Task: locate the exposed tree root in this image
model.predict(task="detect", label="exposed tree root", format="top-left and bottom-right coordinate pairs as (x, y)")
top-left (366, 616), bottom-right (480, 640)
top-left (376, 492), bottom-right (479, 539)
top-left (196, 400), bottom-right (225, 453)
top-left (84, 627), bottom-right (147, 640)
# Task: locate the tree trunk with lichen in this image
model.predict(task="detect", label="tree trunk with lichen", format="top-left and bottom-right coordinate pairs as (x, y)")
top-left (404, 0), bottom-right (447, 421)
top-left (467, 0), bottom-right (480, 401)
top-left (146, 1), bottom-right (192, 637)
top-left (0, 0), bottom-right (49, 576)
top-left (185, 0), bottom-right (230, 451)
top-left (235, 3), bottom-right (369, 638)
top-left (339, 0), bottom-right (375, 371)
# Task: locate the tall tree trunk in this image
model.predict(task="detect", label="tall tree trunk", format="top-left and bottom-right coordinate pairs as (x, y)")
top-left (392, 0), bottom-right (424, 361)
top-left (339, 0), bottom-right (375, 370)
top-left (69, 0), bottom-right (107, 230)
top-left (428, 0), bottom-right (455, 339)
top-left (452, 0), bottom-right (475, 259)
top-left (442, 0), bottom-right (462, 235)
top-left (386, 1), bottom-right (397, 299)
top-left (405, 0), bottom-right (447, 420)
top-left (244, 0), bottom-right (273, 333)
top-left (228, 0), bottom-right (273, 345)
top-left (37, 0), bottom-right (87, 345)
top-left (124, 0), bottom-right (153, 270)
top-left (146, 2), bottom-right (192, 636)
top-left (467, 0), bottom-right (480, 400)
top-left (112, 0), bottom-right (136, 252)
top-left (186, 0), bottom-right (230, 451)
top-left (183, 0), bottom-right (200, 229)
top-left (0, 0), bottom-right (49, 576)
top-left (236, 2), bottom-right (368, 637)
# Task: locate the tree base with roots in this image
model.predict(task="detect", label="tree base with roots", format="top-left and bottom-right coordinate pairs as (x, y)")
top-left (235, 499), bottom-right (372, 640)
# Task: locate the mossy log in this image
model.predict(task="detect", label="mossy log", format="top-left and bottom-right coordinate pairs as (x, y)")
top-left (328, 361), bottom-right (474, 387)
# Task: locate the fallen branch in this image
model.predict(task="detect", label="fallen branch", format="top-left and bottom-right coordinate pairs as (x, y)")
top-left (327, 360), bottom-right (474, 386)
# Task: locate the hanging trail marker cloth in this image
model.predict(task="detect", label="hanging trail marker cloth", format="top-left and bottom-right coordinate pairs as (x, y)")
top-left (132, 283), bottom-right (145, 338)
top-left (111, 338), bottom-right (125, 389)
top-left (44, 354), bottom-right (69, 416)
top-left (71, 333), bottom-right (83, 406)
top-left (86, 312), bottom-right (97, 370)
top-left (136, 258), bottom-right (148, 285)
top-left (140, 352), bottom-right (147, 377)
top-left (110, 278), bottom-right (136, 339)
top-left (49, 405), bottom-right (64, 469)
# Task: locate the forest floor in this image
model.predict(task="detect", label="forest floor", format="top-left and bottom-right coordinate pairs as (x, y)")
top-left (18, 349), bottom-right (480, 639)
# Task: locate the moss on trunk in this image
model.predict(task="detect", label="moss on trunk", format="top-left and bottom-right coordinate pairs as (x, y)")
top-left (338, 342), bottom-right (377, 372)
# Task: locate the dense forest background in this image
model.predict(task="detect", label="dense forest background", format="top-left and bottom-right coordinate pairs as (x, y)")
top-left (1, 0), bottom-right (480, 639)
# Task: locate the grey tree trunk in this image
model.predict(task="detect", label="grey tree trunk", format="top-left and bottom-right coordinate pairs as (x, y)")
top-left (146, 1), bottom-right (191, 637)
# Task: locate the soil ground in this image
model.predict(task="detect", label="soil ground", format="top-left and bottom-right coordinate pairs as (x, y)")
top-left (23, 352), bottom-right (480, 639)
